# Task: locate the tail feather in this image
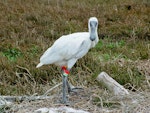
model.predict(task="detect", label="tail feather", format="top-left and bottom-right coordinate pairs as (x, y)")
top-left (36, 62), bottom-right (43, 68)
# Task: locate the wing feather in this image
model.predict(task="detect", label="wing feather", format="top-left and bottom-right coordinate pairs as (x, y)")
top-left (39, 32), bottom-right (91, 65)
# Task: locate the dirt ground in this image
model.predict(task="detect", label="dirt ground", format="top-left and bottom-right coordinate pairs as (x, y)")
top-left (6, 86), bottom-right (149, 113)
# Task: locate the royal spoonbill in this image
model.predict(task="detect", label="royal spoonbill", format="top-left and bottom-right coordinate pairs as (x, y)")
top-left (36, 17), bottom-right (99, 103)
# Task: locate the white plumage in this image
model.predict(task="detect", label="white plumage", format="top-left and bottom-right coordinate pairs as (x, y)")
top-left (36, 17), bottom-right (99, 103)
top-left (37, 17), bottom-right (99, 69)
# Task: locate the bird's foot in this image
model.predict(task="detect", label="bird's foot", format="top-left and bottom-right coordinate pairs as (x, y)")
top-left (60, 98), bottom-right (70, 105)
top-left (68, 86), bottom-right (84, 94)
top-left (67, 83), bottom-right (84, 94)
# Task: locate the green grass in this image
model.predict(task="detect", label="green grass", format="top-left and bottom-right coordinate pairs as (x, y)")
top-left (2, 47), bottom-right (23, 62)
top-left (0, 0), bottom-right (150, 96)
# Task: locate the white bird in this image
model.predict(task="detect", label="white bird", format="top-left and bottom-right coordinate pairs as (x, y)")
top-left (36, 17), bottom-right (99, 103)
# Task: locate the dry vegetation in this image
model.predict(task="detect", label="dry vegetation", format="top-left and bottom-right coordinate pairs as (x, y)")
top-left (0, 0), bottom-right (150, 112)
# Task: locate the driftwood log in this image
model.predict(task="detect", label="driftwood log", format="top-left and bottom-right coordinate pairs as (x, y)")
top-left (96, 72), bottom-right (129, 95)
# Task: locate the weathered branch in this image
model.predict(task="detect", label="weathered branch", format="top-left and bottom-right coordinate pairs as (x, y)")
top-left (0, 95), bottom-right (52, 103)
top-left (96, 72), bottom-right (129, 95)
top-left (0, 97), bottom-right (12, 107)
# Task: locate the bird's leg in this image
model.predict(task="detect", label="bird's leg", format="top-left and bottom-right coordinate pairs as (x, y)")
top-left (61, 66), bottom-right (83, 98)
top-left (66, 68), bottom-right (83, 93)
top-left (62, 74), bottom-right (67, 103)
top-left (66, 77), bottom-right (73, 93)
top-left (61, 66), bottom-right (69, 103)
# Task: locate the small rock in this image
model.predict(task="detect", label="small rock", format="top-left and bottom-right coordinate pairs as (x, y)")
top-left (34, 106), bottom-right (90, 113)
top-left (34, 107), bottom-right (49, 113)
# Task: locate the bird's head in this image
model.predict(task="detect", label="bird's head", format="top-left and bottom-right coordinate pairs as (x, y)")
top-left (88, 17), bottom-right (98, 41)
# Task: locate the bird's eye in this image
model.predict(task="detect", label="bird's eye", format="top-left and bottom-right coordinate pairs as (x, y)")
top-left (95, 22), bottom-right (98, 26)
top-left (90, 22), bottom-right (93, 26)
top-left (90, 21), bottom-right (97, 27)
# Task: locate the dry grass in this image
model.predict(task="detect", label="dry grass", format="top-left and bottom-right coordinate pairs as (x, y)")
top-left (0, 0), bottom-right (150, 112)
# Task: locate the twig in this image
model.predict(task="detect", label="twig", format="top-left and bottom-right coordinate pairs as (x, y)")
top-left (16, 65), bottom-right (31, 75)
top-left (43, 82), bottom-right (62, 96)
top-left (16, 65), bottom-right (36, 84)
top-left (90, 94), bottom-right (103, 109)
top-left (145, 75), bottom-right (150, 88)
top-left (82, 64), bottom-right (93, 74)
